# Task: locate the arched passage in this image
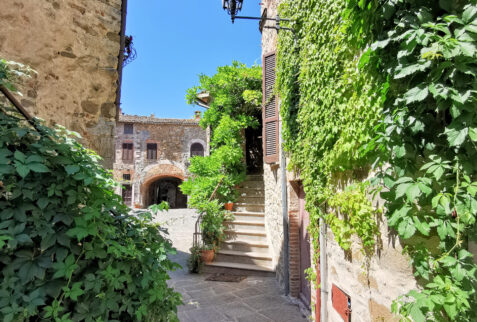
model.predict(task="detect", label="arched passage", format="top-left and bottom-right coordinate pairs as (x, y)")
top-left (144, 177), bottom-right (187, 208)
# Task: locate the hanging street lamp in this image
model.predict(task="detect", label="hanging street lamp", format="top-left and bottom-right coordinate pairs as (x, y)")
top-left (221, 0), bottom-right (294, 34)
top-left (222, 0), bottom-right (243, 23)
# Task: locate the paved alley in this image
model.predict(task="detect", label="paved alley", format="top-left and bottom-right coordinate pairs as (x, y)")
top-left (157, 209), bottom-right (309, 322)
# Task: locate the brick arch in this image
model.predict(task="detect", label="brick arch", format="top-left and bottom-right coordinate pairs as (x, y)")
top-left (141, 164), bottom-right (185, 187)
top-left (139, 163), bottom-right (186, 207)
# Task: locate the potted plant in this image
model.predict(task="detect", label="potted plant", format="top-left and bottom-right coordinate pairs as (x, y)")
top-left (200, 244), bottom-right (215, 264)
top-left (222, 186), bottom-right (236, 211)
top-left (224, 201), bottom-right (234, 211)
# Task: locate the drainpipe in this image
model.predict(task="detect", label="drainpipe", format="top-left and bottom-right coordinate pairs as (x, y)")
top-left (281, 125), bottom-right (290, 295)
top-left (319, 217), bottom-right (328, 322)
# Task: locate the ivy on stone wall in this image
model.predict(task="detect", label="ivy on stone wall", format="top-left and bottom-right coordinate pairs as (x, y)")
top-left (277, 0), bottom-right (385, 278)
top-left (277, 0), bottom-right (477, 321)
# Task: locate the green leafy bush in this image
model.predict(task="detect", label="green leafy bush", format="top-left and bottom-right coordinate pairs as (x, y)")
top-left (0, 109), bottom-right (181, 321)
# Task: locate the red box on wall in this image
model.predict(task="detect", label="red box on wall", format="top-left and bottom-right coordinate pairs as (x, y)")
top-left (332, 284), bottom-right (351, 321)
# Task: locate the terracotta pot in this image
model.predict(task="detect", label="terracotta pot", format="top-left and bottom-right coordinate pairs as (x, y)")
top-left (224, 202), bottom-right (234, 211)
top-left (200, 249), bottom-right (215, 264)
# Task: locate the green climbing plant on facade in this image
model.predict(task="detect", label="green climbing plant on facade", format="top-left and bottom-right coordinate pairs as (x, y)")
top-left (277, 0), bottom-right (477, 321)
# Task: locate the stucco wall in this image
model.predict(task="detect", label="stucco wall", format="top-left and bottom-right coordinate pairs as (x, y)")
top-left (113, 115), bottom-right (207, 207)
top-left (0, 0), bottom-right (124, 168)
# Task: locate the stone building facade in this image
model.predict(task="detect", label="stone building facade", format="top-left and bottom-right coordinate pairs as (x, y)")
top-left (259, 1), bottom-right (417, 321)
top-left (113, 114), bottom-right (207, 209)
top-left (0, 0), bottom-right (127, 168)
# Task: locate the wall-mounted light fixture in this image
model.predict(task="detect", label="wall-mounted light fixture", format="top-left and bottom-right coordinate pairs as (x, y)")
top-left (222, 0), bottom-right (294, 34)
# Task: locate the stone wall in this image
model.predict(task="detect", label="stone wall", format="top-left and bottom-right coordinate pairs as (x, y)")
top-left (0, 0), bottom-right (125, 168)
top-left (261, 0), bottom-right (287, 288)
top-left (113, 114), bottom-right (207, 208)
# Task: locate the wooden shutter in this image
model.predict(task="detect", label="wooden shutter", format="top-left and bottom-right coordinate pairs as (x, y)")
top-left (263, 52), bottom-right (279, 163)
top-left (122, 143), bottom-right (133, 161)
top-left (147, 143), bottom-right (157, 160)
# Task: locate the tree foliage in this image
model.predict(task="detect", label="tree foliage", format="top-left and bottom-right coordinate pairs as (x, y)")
top-left (181, 62), bottom-right (261, 247)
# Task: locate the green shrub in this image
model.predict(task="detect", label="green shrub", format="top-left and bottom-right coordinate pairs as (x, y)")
top-left (0, 110), bottom-right (181, 321)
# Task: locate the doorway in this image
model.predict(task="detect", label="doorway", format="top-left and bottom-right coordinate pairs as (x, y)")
top-left (299, 185), bottom-right (311, 307)
top-left (245, 123), bottom-right (263, 174)
top-left (146, 177), bottom-right (187, 208)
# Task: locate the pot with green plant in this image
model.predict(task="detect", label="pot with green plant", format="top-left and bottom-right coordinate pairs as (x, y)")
top-left (222, 185), bottom-right (237, 211)
top-left (200, 244), bottom-right (215, 264)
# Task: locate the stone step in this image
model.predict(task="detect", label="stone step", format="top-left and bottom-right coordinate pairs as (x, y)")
top-left (231, 212), bottom-right (264, 223)
top-left (204, 261), bottom-right (275, 275)
top-left (245, 174), bottom-right (264, 181)
top-left (238, 188), bottom-right (264, 197)
top-left (215, 250), bottom-right (273, 267)
top-left (234, 203), bottom-right (265, 213)
top-left (221, 240), bottom-right (270, 254)
top-left (225, 230), bottom-right (267, 243)
top-left (239, 181), bottom-right (264, 189)
top-left (237, 195), bottom-right (265, 204)
top-left (225, 221), bottom-right (265, 232)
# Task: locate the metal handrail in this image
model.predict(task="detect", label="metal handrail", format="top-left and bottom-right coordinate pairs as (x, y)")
top-left (192, 176), bottom-right (224, 248)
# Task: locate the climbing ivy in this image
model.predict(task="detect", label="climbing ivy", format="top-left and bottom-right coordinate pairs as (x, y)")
top-left (277, 0), bottom-right (477, 321)
top-left (277, 0), bottom-right (384, 272)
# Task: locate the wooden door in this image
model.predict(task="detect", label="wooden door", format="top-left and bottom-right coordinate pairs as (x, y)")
top-left (299, 186), bottom-right (311, 307)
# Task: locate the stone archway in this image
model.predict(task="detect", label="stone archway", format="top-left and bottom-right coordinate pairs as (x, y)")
top-left (140, 163), bottom-right (186, 208)
top-left (145, 177), bottom-right (187, 208)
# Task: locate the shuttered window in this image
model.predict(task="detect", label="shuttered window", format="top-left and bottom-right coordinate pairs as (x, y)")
top-left (262, 52), bottom-right (279, 163)
top-left (147, 143), bottom-right (157, 160)
top-left (122, 143), bottom-right (133, 161)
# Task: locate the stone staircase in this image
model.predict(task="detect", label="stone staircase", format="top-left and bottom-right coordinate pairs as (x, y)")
top-left (204, 174), bottom-right (275, 275)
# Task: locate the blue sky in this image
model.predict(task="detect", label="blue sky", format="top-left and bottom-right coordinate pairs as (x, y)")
top-left (120, 1), bottom-right (262, 119)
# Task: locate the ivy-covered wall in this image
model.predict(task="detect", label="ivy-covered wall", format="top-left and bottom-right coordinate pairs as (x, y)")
top-left (277, 0), bottom-right (477, 321)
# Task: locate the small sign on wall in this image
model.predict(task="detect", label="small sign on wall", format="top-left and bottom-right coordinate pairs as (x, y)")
top-left (332, 284), bottom-right (351, 321)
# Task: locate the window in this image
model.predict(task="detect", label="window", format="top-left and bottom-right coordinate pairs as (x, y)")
top-left (123, 173), bottom-right (131, 181)
top-left (147, 143), bottom-right (157, 160)
top-left (122, 184), bottom-right (132, 206)
top-left (124, 123), bottom-right (133, 134)
top-left (262, 52), bottom-right (279, 163)
top-left (190, 143), bottom-right (204, 157)
top-left (122, 143), bottom-right (133, 161)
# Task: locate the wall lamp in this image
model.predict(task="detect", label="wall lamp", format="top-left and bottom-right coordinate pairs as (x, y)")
top-left (222, 0), bottom-right (294, 33)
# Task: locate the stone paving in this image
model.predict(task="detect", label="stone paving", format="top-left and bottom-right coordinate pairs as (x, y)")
top-left (157, 209), bottom-right (309, 322)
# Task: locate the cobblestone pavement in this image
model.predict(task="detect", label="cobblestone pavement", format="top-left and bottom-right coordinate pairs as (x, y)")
top-left (157, 209), bottom-right (309, 322)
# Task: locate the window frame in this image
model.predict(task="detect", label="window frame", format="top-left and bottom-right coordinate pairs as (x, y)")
top-left (122, 142), bottom-right (134, 161)
top-left (124, 123), bottom-right (133, 134)
top-left (190, 142), bottom-right (205, 157)
top-left (146, 143), bottom-right (158, 160)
